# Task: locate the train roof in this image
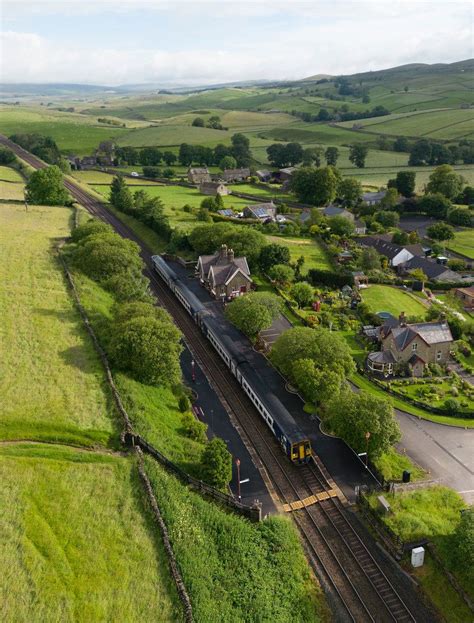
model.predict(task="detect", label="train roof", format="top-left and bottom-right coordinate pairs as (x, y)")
top-left (174, 280), bottom-right (208, 315)
top-left (152, 255), bottom-right (179, 281)
top-left (202, 314), bottom-right (247, 364)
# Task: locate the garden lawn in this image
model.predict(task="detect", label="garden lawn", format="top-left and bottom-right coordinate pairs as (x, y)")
top-left (0, 444), bottom-right (182, 623)
top-left (447, 228), bottom-right (474, 260)
top-left (265, 235), bottom-right (332, 272)
top-left (361, 285), bottom-right (426, 318)
top-left (144, 457), bottom-right (327, 623)
top-left (228, 183), bottom-right (292, 200)
top-left (0, 203), bottom-right (116, 446)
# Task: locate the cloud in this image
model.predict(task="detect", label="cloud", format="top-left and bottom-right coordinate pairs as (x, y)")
top-left (1, 2), bottom-right (472, 85)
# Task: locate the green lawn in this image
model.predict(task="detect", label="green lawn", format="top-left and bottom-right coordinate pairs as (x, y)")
top-left (228, 183), bottom-right (292, 200)
top-left (447, 228), bottom-right (474, 259)
top-left (361, 285), bottom-right (427, 318)
top-left (0, 179), bottom-right (25, 200)
top-left (0, 444), bottom-right (182, 623)
top-left (0, 165), bottom-right (24, 182)
top-left (0, 203), bottom-right (116, 446)
top-left (372, 447), bottom-right (426, 482)
top-left (265, 235), bottom-right (332, 272)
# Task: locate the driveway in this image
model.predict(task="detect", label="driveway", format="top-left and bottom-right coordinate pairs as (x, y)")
top-left (395, 409), bottom-right (474, 503)
top-left (260, 313), bottom-right (292, 348)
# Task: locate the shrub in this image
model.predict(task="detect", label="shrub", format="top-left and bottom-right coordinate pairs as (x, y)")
top-left (200, 438), bottom-right (232, 490)
top-left (443, 398), bottom-right (460, 415)
top-left (181, 413), bottom-right (208, 444)
top-left (178, 394), bottom-right (191, 413)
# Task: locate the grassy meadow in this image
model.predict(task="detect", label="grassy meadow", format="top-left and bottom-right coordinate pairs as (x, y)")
top-left (0, 203), bottom-right (116, 446)
top-left (265, 235), bottom-right (332, 272)
top-left (0, 444), bottom-right (182, 623)
top-left (361, 285), bottom-right (427, 318)
top-left (446, 228), bottom-right (474, 259)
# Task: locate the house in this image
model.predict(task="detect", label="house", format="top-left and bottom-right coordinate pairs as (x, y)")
top-left (221, 168), bottom-right (250, 183)
top-left (402, 256), bottom-right (463, 283)
top-left (277, 167), bottom-right (295, 182)
top-left (188, 167), bottom-right (211, 185)
top-left (362, 191), bottom-right (387, 205)
top-left (454, 286), bottom-right (474, 309)
top-left (256, 170), bottom-right (272, 182)
top-left (243, 202), bottom-right (277, 220)
top-left (217, 209), bottom-right (236, 218)
top-left (358, 236), bottom-right (424, 267)
top-left (323, 205), bottom-right (355, 221)
top-left (367, 313), bottom-right (453, 377)
top-left (298, 210), bottom-right (312, 225)
top-left (199, 181), bottom-right (229, 196)
top-left (354, 219), bottom-right (367, 235)
top-left (196, 244), bottom-right (252, 300)
top-left (80, 155), bottom-right (98, 168)
top-left (67, 155), bottom-right (81, 170)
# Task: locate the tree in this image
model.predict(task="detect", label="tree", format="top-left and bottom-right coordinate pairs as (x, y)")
top-left (290, 166), bottom-right (339, 205)
top-left (192, 117), bottom-right (205, 127)
top-left (267, 142), bottom-right (303, 167)
top-left (189, 223), bottom-right (266, 265)
top-left (418, 193), bottom-right (452, 219)
top-left (409, 268), bottom-right (428, 287)
top-left (393, 137), bottom-right (409, 152)
top-left (325, 146), bottom-right (339, 166)
top-left (379, 187), bottom-right (399, 210)
top-left (219, 155), bottom-right (237, 171)
top-left (139, 147), bottom-right (162, 166)
top-left (328, 215), bottom-right (355, 237)
top-left (178, 143), bottom-right (194, 166)
top-left (269, 263), bottom-right (294, 285)
top-left (325, 389), bottom-right (400, 459)
top-left (200, 438), bottom-right (232, 490)
top-left (292, 359), bottom-right (343, 405)
top-left (230, 133), bottom-right (252, 166)
top-left (349, 144), bottom-right (368, 168)
top-left (259, 243), bottom-right (291, 272)
top-left (302, 147), bottom-right (321, 167)
top-left (458, 185), bottom-right (474, 205)
top-left (427, 222), bottom-right (455, 243)
top-left (291, 282), bottom-right (314, 308)
top-left (426, 165), bottom-right (465, 200)
top-left (391, 230), bottom-right (409, 245)
top-left (25, 165), bottom-right (70, 205)
top-left (409, 139), bottom-right (432, 166)
top-left (0, 147), bottom-right (16, 165)
top-left (375, 210), bottom-right (400, 229)
top-left (225, 293), bottom-right (280, 338)
top-left (394, 171), bottom-right (416, 197)
top-left (70, 219), bottom-right (112, 243)
top-left (109, 175), bottom-right (134, 213)
top-left (285, 142), bottom-right (304, 166)
top-left (359, 247), bottom-right (381, 271)
top-left (338, 178), bottom-right (362, 206)
top-left (109, 310), bottom-right (182, 386)
top-left (163, 151), bottom-right (177, 166)
top-left (448, 207), bottom-right (473, 227)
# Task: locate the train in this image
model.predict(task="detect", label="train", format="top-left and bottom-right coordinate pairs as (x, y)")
top-left (152, 255), bottom-right (311, 464)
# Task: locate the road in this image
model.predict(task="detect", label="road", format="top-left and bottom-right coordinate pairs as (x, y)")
top-left (396, 409), bottom-right (474, 503)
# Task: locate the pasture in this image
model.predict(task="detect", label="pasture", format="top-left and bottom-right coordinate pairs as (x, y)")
top-left (0, 165), bottom-right (24, 182)
top-left (0, 444), bottom-right (181, 623)
top-left (0, 179), bottom-right (25, 200)
top-left (361, 285), bottom-right (427, 317)
top-left (117, 124), bottom-right (232, 147)
top-left (265, 235), bottom-right (332, 272)
top-left (0, 203), bottom-right (116, 446)
top-left (343, 164), bottom-right (474, 190)
top-left (447, 228), bottom-right (474, 259)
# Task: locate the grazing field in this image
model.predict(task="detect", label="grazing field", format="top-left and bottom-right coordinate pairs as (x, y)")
top-left (0, 165), bottom-right (24, 182)
top-left (361, 285), bottom-right (427, 317)
top-left (446, 228), bottom-right (474, 259)
top-left (72, 170), bottom-right (150, 185)
top-left (144, 458), bottom-right (326, 623)
top-left (0, 203), bottom-right (116, 446)
top-left (228, 183), bottom-right (291, 200)
top-left (338, 108), bottom-right (474, 140)
top-left (0, 179), bottom-right (25, 200)
top-left (265, 235), bottom-right (332, 272)
top-left (117, 123), bottom-right (232, 147)
top-left (341, 164), bottom-right (474, 190)
top-left (0, 444), bottom-right (182, 623)
top-left (0, 107), bottom-right (131, 155)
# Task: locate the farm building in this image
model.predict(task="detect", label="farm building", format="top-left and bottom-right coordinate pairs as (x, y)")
top-left (217, 209), bottom-right (236, 218)
top-left (323, 205), bottom-right (355, 221)
top-left (454, 286), bottom-right (474, 309)
top-left (188, 167), bottom-right (211, 184)
top-left (354, 219), bottom-right (367, 235)
top-left (368, 313), bottom-right (453, 377)
top-left (80, 155), bottom-right (98, 168)
top-left (221, 168), bottom-right (250, 182)
top-left (362, 191), bottom-right (387, 205)
top-left (243, 202), bottom-right (276, 220)
top-left (276, 167), bottom-right (295, 182)
top-left (196, 244), bottom-right (252, 300)
top-left (256, 170), bottom-right (272, 182)
top-left (199, 181), bottom-right (229, 196)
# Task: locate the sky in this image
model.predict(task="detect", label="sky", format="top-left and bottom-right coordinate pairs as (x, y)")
top-left (1, 0), bottom-right (473, 86)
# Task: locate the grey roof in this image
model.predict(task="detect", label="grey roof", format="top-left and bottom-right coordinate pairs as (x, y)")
top-left (200, 181), bottom-right (226, 190)
top-left (244, 202), bottom-right (276, 219)
top-left (222, 168), bottom-right (250, 180)
top-left (299, 210), bottom-right (312, 223)
top-left (358, 236), bottom-right (422, 261)
top-left (389, 321), bottom-right (453, 350)
top-left (199, 249), bottom-right (251, 287)
top-left (362, 191), bottom-right (387, 203)
top-left (368, 351), bottom-right (396, 364)
top-left (189, 167), bottom-right (209, 174)
top-left (279, 167), bottom-right (295, 175)
top-left (217, 209), bottom-right (235, 217)
top-left (403, 256), bottom-right (462, 281)
top-left (324, 205), bottom-right (353, 218)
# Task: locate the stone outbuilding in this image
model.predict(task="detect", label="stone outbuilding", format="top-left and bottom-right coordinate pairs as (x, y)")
top-left (188, 167), bottom-right (211, 185)
top-left (199, 181), bottom-right (229, 196)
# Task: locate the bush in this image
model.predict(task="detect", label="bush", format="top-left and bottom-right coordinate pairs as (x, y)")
top-left (70, 219), bottom-right (112, 243)
top-left (181, 413), bottom-right (208, 444)
top-left (25, 165), bottom-right (70, 205)
top-left (200, 438), bottom-right (232, 490)
top-left (444, 398), bottom-right (460, 415)
top-left (0, 147), bottom-right (16, 165)
top-left (178, 394), bottom-right (190, 413)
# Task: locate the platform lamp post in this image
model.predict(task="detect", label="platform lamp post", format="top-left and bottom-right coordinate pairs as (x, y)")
top-left (365, 431), bottom-right (371, 468)
top-left (236, 458), bottom-right (241, 501)
top-left (191, 359), bottom-right (195, 382)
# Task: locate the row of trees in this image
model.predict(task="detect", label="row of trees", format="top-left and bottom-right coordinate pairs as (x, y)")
top-left (69, 220), bottom-right (232, 490)
top-left (109, 176), bottom-right (171, 239)
top-left (408, 139), bottom-right (474, 166)
top-left (179, 133), bottom-right (252, 167)
top-left (192, 115), bottom-right (226, 130)
top-left (290, 104), bottom-right (389, 124)
top-left (266, 143), bottom-right (367, 169)
top-left (115, 146), bottom-right (177, 167)
top-left (9, 133), bottom-right (61, 165)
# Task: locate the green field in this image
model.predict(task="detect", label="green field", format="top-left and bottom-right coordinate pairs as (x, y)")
top-left (446, 228), bottom-right (474, 259)
top-left (0, 179), bottom-right (25, 200)
top-left (117, 123), bottom-right (232, 147)
top-left (0, 203), bottom-right (116, 446)
top-left (341, 164), bottom-right (474, 190)
top-left (265, 235), bottom-right (332, 272)
top-left (0, 165), bottom-right (24, 182)
top-left (361, 285), bottom-right (427, 318)
top-left (0, 444), bottom-right (182, 623)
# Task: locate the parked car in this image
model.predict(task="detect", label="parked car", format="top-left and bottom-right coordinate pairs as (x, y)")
top-left (130, 171), bottom-right (140, 177)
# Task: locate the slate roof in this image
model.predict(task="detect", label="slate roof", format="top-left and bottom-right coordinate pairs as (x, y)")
top-left (389, 321), bottom-right (453, 350)
top-left (222, 168), bottom-right (250, 180)
top-left (198, 248), bottom-right (251, 287)
top-left (368, 350), bottom-right (396, 364)
top-left (189, 167), bottom-right (210, 175)
top-left (362, 191), bottom-right (387, 203)
top-left (358, 237), bottom-right (423, 261)
top-left (244, 202), bottom-right (276, 219)
top-left (324, 205), bottom-right (353, 218)
top-left (217, 209), bottom-right (235, 217)
top-left (200, 181), bottom-right (226, 191)
top-left (403, 256), bottom-right (461, 281)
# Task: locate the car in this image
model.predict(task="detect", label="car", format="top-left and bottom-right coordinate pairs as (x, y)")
top-left (130, 171), bottom-right (140, 177)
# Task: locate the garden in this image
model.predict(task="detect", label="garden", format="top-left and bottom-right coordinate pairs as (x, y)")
top-left (360, 284), bottom-right (427, 318)
top-left (387, 375), bottom-right (474, 416)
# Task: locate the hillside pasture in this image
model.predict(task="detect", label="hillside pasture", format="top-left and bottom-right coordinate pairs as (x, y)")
top-left (0, 203), bottom-right (116, 446)
top-left (117, 124), bottom-right (232, 147)
top-left (0, 444), bottom-right (181, 623)
top-left (341, 164), bottom-right (474, 190)
top-left (0, 179), bottom-right (25, 200)
top-left (361, 285), bottom-right (427, 317)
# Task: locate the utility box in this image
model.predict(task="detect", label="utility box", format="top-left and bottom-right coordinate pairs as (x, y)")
top-left (377, 495), bottom-right (391, 514)
top-left (411, 546), bottom-right (425, 568)
top-left (402, 470), bottom-right (411, 483)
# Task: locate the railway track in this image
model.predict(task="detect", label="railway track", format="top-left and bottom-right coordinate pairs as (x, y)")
top-left (3, 136), bottom-right (423, 622)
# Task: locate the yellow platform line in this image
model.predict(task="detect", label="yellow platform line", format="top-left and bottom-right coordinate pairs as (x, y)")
top-left (283, 489), bottom-right (337, 512)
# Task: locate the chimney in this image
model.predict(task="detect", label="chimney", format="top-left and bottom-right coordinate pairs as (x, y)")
top-left (228, 248), bottom-right (235, 263)
top-left (399, 311), bottom-right (407, 326)
top-left (219, 243), bottom-right (228, 259)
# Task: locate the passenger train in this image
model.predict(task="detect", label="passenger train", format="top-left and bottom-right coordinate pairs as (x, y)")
top-left (152, 255), bottom-right (311, 464)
